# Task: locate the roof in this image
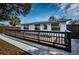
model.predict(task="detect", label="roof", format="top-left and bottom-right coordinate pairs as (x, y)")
top-left (21, 19), bottom-right (70, 25)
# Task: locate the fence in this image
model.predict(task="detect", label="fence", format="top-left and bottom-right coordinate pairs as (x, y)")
top-left (4, 29), bottom-right (71, 52)
top-left (67, 24), bottom-right (79, 39)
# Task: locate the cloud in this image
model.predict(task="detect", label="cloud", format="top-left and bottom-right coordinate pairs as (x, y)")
top-left (67, 4), bottom-right (79, 16)
top-left (57, 3), bottom-right (79, 16)
top-left (57, 3), bottom-right (70, 13)
top-left (58, 3), bottom-right (69, 11)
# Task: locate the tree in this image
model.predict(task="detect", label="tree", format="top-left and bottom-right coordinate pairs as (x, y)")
top-left (48, 16), bottom-right (56, 21)
top-left (9, 17), bottom-right (21, 27)
top-left (0, 24), bottom-right (4, 33)
top-left (59, 15), bottom-right (66, 20)
top-left (0, 3), bottom-right (31, 21)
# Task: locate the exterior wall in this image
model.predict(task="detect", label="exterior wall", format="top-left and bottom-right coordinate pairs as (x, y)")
top-left (29, 25), bottom-right (35, 30)
top-left (47, 23), bottom-right (51, 31)
top-left (23, 22), bottom-right (67, 32)
top-left (40, 24), bottom-right (51, 31)
top-left (40, 24), bottom-right (44, 30)
top-left (21, 25), bottom-right (24, 30)
top-left (59, 22), bottom-right (66, 32)
top-left (19, 25), bottom-right (24, 30)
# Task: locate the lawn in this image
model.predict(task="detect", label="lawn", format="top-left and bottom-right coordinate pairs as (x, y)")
top-left (0, 39), bottom-right (30, 55)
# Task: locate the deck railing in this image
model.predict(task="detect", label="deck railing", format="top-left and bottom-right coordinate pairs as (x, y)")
top-left (4, 29), bottom-right (71, 52)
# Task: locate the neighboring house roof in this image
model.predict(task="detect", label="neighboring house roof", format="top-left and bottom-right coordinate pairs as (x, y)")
top-left (21, 19), bottom-right (70, 25)
top-left (21, 16), bottom-right (71, 25)
top-left (22, 21), bottom-right (53, 25)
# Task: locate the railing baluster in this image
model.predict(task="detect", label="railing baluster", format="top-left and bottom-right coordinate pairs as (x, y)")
top-left (51, 33), bottom-right (52, 43)
top-left (23, 30), bottom-right (25, 39)
top-left (38, 31), bottom-right (40, 43)
top-left (61, 34), bottom-right (63, 44)
top-left (59, 33), bottom-right (60, 44)
top-left (55, 33), bottom-right (57, 43)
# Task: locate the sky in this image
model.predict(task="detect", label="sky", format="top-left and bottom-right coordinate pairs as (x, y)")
top-left (1, 3), bottom-right (79, 25)
top-left (19, 3), bottom-right (79, 24)
top-left (19, 3), bottom-right (59, 24)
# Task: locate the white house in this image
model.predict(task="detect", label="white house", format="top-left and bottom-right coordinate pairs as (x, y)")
top-left (21, 16), bottom-right (70, 32)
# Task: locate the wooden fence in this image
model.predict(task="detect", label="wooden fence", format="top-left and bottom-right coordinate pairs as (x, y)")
top-left (67, 24), bottom-right (79, 39)
top-left (4, 29), bottom-right (71, 52)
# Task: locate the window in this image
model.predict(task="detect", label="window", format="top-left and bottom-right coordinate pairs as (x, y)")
top-left (44, 24), bottom-right (47, 29)
top-left (24, 25), bottom-right (29, 29)
top-left (35, 24), bottom-right (40, 30)
top-left (51, 23), bottom-right (60, 31)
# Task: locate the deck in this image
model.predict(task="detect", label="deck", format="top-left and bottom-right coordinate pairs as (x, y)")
top-left (4, 29), bottom-right (71, 52)
top-left (0, 34), bottom-right (79, 55)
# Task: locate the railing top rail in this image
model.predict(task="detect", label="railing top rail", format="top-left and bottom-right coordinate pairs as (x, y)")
top-left (5, 29), bottom-right (71, 34)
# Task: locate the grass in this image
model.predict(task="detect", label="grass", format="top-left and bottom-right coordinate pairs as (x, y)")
top-left (0, 39), bottom-right (30, 55)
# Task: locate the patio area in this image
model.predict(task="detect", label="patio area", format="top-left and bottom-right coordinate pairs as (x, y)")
top-left (0, 39), bottom-right (30, 55)
top-left (0, 34), bottom-right (79, 55)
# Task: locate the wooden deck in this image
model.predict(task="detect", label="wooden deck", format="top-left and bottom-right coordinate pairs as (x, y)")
top-left (4, 29), bottom-right (71, 52)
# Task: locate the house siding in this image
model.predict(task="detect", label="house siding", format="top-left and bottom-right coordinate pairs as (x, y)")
top-left (29, 25), bottom-right (35, 30)
top-left (40, 24), bottom-right (44, 30)
top-left (59, 22), bottom-right (66, 31)
top-left (22, 22), bottom-right (67, 32)
top-left (40, 24), bottom-right (51, 31)
top-left (47, 23), bottom-right (51, 31)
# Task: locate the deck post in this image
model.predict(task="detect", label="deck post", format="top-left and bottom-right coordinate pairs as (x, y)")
top-left (38, 31), bottom-right (40, 43)
top-left (23, 30), bottom-right (25, 39)
top-left (15, 30), bottom-right (16, 37)
top-left (65, 32), bottom-right (71, 52)
top-left (67, 32), bottom-right (71, 52)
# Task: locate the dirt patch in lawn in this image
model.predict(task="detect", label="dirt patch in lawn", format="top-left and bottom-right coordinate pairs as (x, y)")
top-left (0, 39), bottom-right (30, 55)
